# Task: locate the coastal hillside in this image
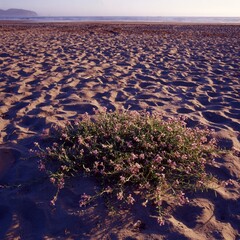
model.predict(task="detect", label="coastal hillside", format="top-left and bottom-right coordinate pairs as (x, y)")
top-left (0, 8), bottom-right (38, 17)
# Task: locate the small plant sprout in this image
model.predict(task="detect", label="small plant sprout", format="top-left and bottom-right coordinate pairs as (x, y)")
top-left (34, 109), bottom-right (220, 225)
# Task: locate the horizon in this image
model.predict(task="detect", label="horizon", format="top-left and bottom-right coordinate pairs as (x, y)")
top-left (0, 0), bottom-right (240, 17)
top-left (2, 11), bottom-right (240, 18)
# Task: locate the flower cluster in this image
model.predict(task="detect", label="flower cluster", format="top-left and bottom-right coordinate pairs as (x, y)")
top-left (34, 108), bottom-right (219, 225)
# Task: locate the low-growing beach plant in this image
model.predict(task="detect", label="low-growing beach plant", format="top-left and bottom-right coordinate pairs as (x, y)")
top-left (34, 108), bottom-right (219, 225)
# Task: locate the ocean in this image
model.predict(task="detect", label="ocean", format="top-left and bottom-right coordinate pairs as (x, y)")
top-left (1, 16), bottom-right (240, 24)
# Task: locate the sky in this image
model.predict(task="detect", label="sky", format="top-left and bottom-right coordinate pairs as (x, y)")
top-left (0, 0), bottom-right (240, 17)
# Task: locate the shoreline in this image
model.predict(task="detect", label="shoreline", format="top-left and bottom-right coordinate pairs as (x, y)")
top-left (1, 20), bottom-right (240, 25)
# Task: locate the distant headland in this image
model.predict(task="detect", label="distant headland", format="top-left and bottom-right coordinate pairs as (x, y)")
top-left (0, 8), bottom-right (38, 17)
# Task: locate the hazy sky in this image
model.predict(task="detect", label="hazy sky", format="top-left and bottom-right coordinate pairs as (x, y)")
top-left (0, 0), bottom-right (240, 17)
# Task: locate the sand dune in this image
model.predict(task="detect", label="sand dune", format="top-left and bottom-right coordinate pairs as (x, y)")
top-left (0, 22), bottom-right (239, 239)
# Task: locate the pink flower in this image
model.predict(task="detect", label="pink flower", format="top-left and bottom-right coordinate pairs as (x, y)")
top-left (92, 150), bottom-right (98, 156)
top-left (61, 133), bottom-right (68, 140)
top-left (83, 112), bottom-right (89, 120)
top-left (80, 149), bottom-right (84, 154)
top-left (178, 191), bottom-right (189, 205)
top-left (126, 141), bottom-right (133, 148)
top-left (74, 119), bottom-right (79, 126)
top-left (114, 164), bottom-right (122, 171)
top-left (58, 177), bottom-right (65, 189)
top-left (115, 136), bottom-right (121, 142)
top-left (50, 177), bottom-right (56, 184)
top-left (159, 166), bottom-right (165, 172)
top-left (133, 137), bottom-right (140, 142)
top-left (38, 160), bottom-right (46, 171)
top-left (129, 163), bottom-right (141, 174)
top-left (105, 186), bottom-right (113, 194)
top-left (144, 182), bottom-right (151, 189)
top-left (171, 162), bottom-right (177, 169)
top-left (160, 173), bottom-right (165, 179)
top-left (197, 180), bottom-right (204, 187)
top-left (154, 154), bottom-right (163, 163)
top-left (157, 217), bottom-right (165, 226)
top-left (174, 151), bottom-right (181, 158)
top-left (127, 194), bottom-right (135, 205)
top-left (78, 136), bottom-right (84, 145)
top-left (185, 166), bottom-right (191, 174)
top-left (167, 159), bottom-right (177, 169)
top-left (117, 191), bottom-right (124, 200)
top-left (200, 136), bottom-right (207, 143)
top-left (120, 176), bottom-right (126, 183)
top-left (130, 153), bottom-right (138, 160)
top-left (79, 193), bottom-right (92, 207)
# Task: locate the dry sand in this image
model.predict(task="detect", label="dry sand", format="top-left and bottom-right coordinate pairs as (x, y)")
top-left (0, 22), bottom-right (239, 239)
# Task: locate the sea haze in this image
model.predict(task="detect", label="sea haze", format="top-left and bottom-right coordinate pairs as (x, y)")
top-left (1, 16), bottom-right (240, 23)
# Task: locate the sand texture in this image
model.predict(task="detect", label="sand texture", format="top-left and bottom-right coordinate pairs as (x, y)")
top-left (0, 23), bottom-right (240, 239)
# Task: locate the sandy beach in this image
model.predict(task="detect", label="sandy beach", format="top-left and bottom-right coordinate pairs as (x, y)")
top-left (0, 22), bottom-right (239, 239)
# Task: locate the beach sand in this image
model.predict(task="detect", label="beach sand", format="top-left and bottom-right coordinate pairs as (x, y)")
top-left (0, 22), bottom-right (239, 239)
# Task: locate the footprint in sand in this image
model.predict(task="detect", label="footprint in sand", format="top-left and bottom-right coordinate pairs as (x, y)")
top-left (202, 111), bottom-right (229, 124)
top-left (173, 203), bottom-right (206, 229)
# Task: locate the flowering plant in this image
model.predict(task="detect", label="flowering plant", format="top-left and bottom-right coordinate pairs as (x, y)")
top-left (34, 108), bottom-right (219, 224)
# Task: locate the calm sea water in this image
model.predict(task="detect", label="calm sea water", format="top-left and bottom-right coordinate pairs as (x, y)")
top-left (1, 16), bottom-right (240, 24)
